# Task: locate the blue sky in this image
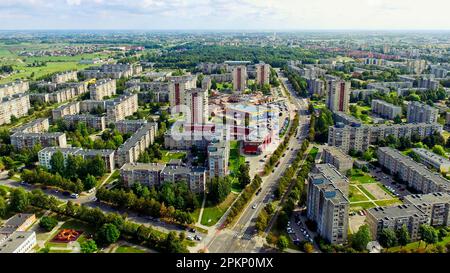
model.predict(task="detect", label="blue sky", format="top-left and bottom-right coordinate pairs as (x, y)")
top-left (0, 0), bottom-right (449, 30)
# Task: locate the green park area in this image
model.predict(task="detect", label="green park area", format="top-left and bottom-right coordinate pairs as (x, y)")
top-left (159, 150), bottom-right (187, 163)
top-left (115, 245), bottom-right (147, 253)
top-left (201, 193), bottom-right (237, 226)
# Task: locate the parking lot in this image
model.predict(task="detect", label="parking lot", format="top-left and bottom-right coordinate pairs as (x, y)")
top-left (369, 166), bottom-right (412, 198)
top-left (286, 209), bottom-right (319, 251)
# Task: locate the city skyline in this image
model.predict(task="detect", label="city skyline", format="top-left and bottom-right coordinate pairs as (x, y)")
top-left (1, 0), bottom-right (450, 30)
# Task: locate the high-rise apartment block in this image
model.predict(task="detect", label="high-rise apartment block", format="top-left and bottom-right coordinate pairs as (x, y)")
top-left (255, 63), bottom-right (270, 86)
top-left (321, 146), bottom-right (354, 174)
top-left (307, 164), bottom-right (349, 245)
top-left (326, 79), bottom-right (350, 112)
top-left (232, 66), bottom-right (247, 92)
top-left (89, 79), bottom-right (116, 100)
top-left (105, 93), bottom-right (138, 124)
top-left (207, 141), bottom-right (230, 178)
top-left (52, 71), bottom-right (78, 84)
top-left (407, 101), bottom-right (439, 123)
top-left (371, 99), bottom-right (402, 119)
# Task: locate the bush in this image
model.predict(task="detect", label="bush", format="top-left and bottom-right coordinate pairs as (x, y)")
top-left (39, 216), bottom-right (58, 232)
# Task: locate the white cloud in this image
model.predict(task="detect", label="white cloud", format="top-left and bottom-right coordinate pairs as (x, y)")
top-left (0, 0), bottom-right (449, 29)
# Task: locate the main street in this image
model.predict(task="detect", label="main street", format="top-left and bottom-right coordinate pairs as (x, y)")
top-left (203, 70), bottom-right (311, 253)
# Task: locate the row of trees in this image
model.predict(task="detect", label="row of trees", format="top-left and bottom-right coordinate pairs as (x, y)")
top-left (8, 187), bottom-right (188, 253)
top-left (282, 66), bottom-right (308, 97)
top-left (49, 152), bottom-right (106, 181)
top-left (263, 113), bottom-right (300, 175)
top-left (22, 168), bottom-right (85, 194)
top-left (207, 176), bottom-right (232, 205)
top-left (309, 107), bottom-right (334, 143)
top-left (96, 187), bottom-right (195, 225)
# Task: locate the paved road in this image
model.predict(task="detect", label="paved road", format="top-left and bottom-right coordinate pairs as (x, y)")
top-left (204, 70), bottom-right (311, 253)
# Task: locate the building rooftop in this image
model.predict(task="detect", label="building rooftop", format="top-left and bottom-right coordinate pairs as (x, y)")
top-left (117, 122), bottom-right (158, 151)
top-left (368, 204), bottom-right (426, 220)
top-left (412, 148), bottom-right (450, 166)
top-left (404, 192), bottom-right (450, 206)
top-left (0, 214), bottom-right (35, 235)
top-left (121, 162), bottom-right (165, 172)
top-left (0, 231), bottom-right (35, 253)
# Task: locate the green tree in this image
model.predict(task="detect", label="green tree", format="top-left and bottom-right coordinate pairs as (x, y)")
top-left (238, 163), bottom-right (251, 187)
top-left (419, 225), bottom-right (438, 246)
top-left (39, 216), bottom-right (58, 232)
top-left (96, 223), bottom-right (120, 245)
top-left (50, 150), bottom-right (65, 174)
top-left (277, 235), bottom-right (289, 251)
top-left (0, 196), bottom-right (7, 218)
top-left (397, 225), bottom-right (411, 247)
top-left (393, 115), bottom-right (402, 124)
top-left (9, 188), bottom-right (29, 212)
top-left (83, 174), bottom-right (97, 191)
top-left (351, 225), bottom-right (372, 251)
top-left (89, 155), bottom-right (106, 177)
top-left (80, 239), bottom-right (98, 253)
top-left (378, 228), bottom-right (398, 248)
top-left (432, 145), bottom-right (446, 156)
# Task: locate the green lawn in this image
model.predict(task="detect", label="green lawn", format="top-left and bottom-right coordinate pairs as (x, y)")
top-left (159, 150), bottom-right (187, 163)
top-left (350, 169), bottom-right (376, 184)
top-left (201, 193), bottom-right (237, 226)
top-left (374, 199), bottom-right (402, 207)
top-left (349, 185), bottom-right (369, 202)
top-left (350, 202), bottom-right (377, 211)
top-left (357, 185), bottom-right (377, 200)
top-left (388, 234), bottom-right (450, 252)
top-left (104, 170), bottom-right (120, 185)
top-left (229, 141), bottom-right (245, 175)
top-left (115, 245), bottom-right (146, 253)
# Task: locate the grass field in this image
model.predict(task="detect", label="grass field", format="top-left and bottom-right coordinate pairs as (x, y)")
top-left (229, 141), bottom-right (245, 174)
top-left (159, 150), bottom-right (187, 163)
top-left (201, 193), bottom-right (237, 226)
top-left (349, 185), bottom-right (370, 202)
top-left (115, 245), bottom-right (147, 253)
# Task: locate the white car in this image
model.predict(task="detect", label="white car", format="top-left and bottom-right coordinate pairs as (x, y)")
top-left (252, 204), bottom-right (257, 209)
top-left (187, 236), bottom-right (194, 241)
top-left (70, 193), bottom-right (79, 199)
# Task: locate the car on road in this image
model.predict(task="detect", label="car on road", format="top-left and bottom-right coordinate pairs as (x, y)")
top-left (187, 236), bottom-right (194, 241)
top-left (188, 228), bottom-right (196, 233)
top-left (70, 193), bottom-right (79, 199)
top-left (308, 238), bottom-right (314, 243)
top-left (252, 204), bottom-right (257, 209)
top-left (255, 188), bottom-right (262, 196)
top-left (20, 181), bottom-right (26, 185)
top-left (259, 159), bottom-right (265, 162)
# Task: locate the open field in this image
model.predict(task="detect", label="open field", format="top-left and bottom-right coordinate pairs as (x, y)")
top-left (201, 193), bottom-right (237, 226)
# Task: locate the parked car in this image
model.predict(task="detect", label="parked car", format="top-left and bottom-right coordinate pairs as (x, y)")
top-left (187, 236), bottom-right (194, 241)
top-left (194, 235), bottom-right (202, 241)
top-left (70, 193), bottom-right (79, 199)
top-left (188, 228), bottom-right (196, 233)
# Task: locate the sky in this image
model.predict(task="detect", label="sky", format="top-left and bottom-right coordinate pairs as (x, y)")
top-left (0, 0), bottom-right (450, 30)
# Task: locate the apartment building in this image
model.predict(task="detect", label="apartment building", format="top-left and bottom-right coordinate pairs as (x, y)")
top-left (371, 99), bottom-right (402, 119)
top-left (11, 132), bottom-right (67, 150)
top-left (63, 114), bottom-right (106, 131)
top-left (52, 71), bottom-right (78, 84)
top-left (255, 63), bottom-right (270, 86)
top-left (38, 147), bottom-right (115, 172)
top-left (0, 80), bottom-right (29, 98)
top-left (0, 231), bottom-right (36, 253)
top-left (81, 63), bottom-right (141, 79)
top-left (430, 65), bottom-right (448, 78)
top-left (80, 100), bottom-right (106, 113)
top-left (366, 204), bottom-right (429, 241)
top-left (307, 78), bottom-right (325, 97)
top-left (377, 147), bottom-right (450, 194)
top-left (11, 118), bottom-right (49, 134)
top-left (418, 76), bottom-right (439, 91)
top-left (120, 162), bottom-right (165, 188)
top-left (105, 93), bottom-right (138, 124)
top-left (89, 79), bottom-right (116, 100)
top-left (404, 193), bottom-right (450, 227)
top-left (314, 163), bottom-right (349, 196)
top-left (115, 122), bottom-right (158, 167)
top-left (168, 75), bottom-right (197, 109)
top-left (201, 76), bottom-right (212, 90)
top-left (232, 65), bottom-right (247, 92)
top-left (326, 79), bottom-right (350, 112)
top-left (328, 123), bottom-right (371, 153)
top-left (0, 93), bottom-right (30, 125)
top-left (207, 140), bottom-right (230, 178)
top-left (406, 59), bottom-right (427, 74)
top-left (333, 111), bottom-right (362, 126)
top-left (322, 146), bottom-right (354, 174)
top-left (161, 165), bottom-right (206, 193)
top-left (0, 214), bottom-right (36, 235)
top-left (411, 148), bottom-right (450, 173)
top-left (307, 169), bottom-right (349, 244)
top-left (328, 123), bottom-right (442, 153)
top-left (114, 119), bottom-right (148, 134)
top-left (185, 88), bottom-right (208, 125)
top-left (52, 101), bottom-right (81, 120)
top-left (126, 80), bottom-right (169, 103)
top-left (210, 73), bottom-right (233, 83)
top-left (407, 101), bottom-right (439, 123)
